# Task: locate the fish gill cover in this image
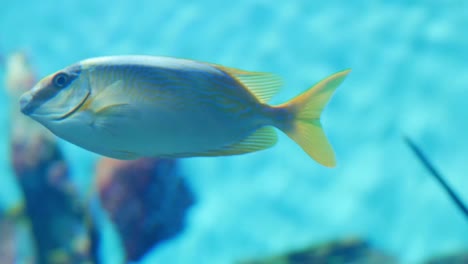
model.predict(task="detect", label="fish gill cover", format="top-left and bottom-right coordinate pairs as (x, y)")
top-left (1, 1), bottom-right (468, 264)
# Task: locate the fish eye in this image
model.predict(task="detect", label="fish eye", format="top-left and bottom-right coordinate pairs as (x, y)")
top-left (53, 72), bottom-right (69, 88)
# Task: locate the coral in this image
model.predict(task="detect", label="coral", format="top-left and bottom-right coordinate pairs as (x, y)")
top-left (96, 158), bottom-right (195, 261)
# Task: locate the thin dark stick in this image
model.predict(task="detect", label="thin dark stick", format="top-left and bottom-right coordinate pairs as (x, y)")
top-left (404, 136), bottom-right (468, 220)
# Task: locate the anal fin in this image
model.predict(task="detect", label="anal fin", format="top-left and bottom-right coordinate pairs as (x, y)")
top-left (196, 126), bottom-right (278, 157)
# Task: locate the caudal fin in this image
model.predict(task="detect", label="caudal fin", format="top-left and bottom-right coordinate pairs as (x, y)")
top-left (279, 69), bottom-right (351, 167)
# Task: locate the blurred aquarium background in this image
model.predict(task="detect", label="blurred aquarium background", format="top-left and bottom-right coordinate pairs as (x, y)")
top-left (1, 0), bottom-right (468, 263)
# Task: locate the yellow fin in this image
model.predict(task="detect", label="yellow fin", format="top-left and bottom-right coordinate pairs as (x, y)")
top-left (280, 69), bottom-right (351, 167)
top-left (201, 126), bottom-right (278, 156)
top-left (213, 65), bottom-right (282, 103)
top-left (167, 126), bottom-right (278, 158)
top-left (289, 119), bottom-right (336, 167)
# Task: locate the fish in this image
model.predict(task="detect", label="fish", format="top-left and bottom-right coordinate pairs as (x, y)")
top-left (19, 56), bottom-right (350, 167)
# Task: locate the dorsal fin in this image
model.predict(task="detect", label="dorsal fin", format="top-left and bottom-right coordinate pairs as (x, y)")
top-left (212, 64), bottom-right (283, 103)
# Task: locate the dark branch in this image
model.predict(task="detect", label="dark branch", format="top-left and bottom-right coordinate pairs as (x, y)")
top-left (404, 136), bottom-right (468, 221)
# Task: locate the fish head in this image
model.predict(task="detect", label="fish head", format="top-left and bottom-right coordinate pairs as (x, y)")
top-left (18, 62), bottom-right (137, 159)
top-left (19, 63), bottom-right (91, 128)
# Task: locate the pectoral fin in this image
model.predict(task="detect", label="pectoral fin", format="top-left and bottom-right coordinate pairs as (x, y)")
top-left (95, 103), bottom-right (139, 118)
top-left (92, 103), bottom-right (140, 136)
top-left (92, 80), bottom-right (125, 105)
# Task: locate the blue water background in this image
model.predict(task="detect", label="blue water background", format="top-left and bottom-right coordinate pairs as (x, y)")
top-left (1, 1), bottom-right (468, 263)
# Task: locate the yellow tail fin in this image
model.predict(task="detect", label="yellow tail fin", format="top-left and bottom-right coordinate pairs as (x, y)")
top-left (279, 69), bottom-right (351, 167)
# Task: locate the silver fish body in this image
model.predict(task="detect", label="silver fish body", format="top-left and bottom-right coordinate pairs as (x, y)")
top-left (20, 56), bottom-right (350, 166)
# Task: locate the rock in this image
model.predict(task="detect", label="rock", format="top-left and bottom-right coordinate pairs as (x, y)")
top-left (96, 158), bottom-right (195, 262)
top-left (423, 251), bottom-right (468, 264)
top-left (240, 237), bottom-right (397, 264)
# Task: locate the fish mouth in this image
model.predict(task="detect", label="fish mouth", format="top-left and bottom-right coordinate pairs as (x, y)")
top-left (54, 90), bottom-right (90, 121)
